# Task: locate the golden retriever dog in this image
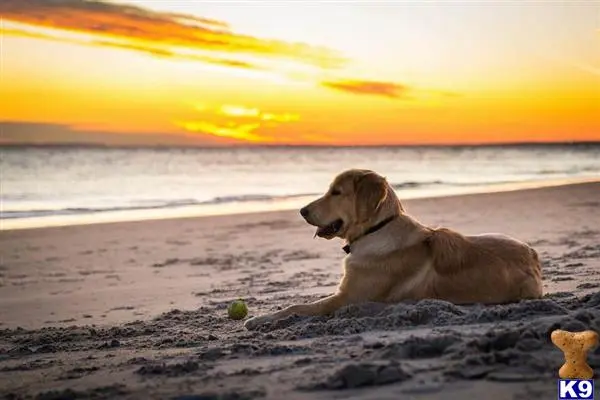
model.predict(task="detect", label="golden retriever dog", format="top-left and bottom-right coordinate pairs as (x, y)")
top-left (244, 169), bottom-right (543, 330)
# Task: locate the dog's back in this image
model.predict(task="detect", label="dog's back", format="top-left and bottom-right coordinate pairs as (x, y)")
top-left (427, 229), bottom-right (543, 304)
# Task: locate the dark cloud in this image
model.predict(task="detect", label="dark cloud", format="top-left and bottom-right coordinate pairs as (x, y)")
top-left (0, 121), bottom-right (241, 146)
top-left (320, 79), bottom-right (410, 99)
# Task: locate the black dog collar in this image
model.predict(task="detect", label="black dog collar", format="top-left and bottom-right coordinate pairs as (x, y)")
top-left (342, 215), bottom-right (396, 254)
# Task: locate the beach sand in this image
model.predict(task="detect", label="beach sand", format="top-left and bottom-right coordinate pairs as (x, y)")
top-left (1, 182), bottom-right (599, 399)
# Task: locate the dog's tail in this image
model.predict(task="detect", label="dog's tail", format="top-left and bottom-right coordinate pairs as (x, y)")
top-left (530, 247), bottom-right (542, 277)
top-left (524, 246), bottom-right (544, 298)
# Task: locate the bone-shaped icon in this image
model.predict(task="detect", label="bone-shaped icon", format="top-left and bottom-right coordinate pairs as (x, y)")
top-left (551, 329), bottom-right (598, 379)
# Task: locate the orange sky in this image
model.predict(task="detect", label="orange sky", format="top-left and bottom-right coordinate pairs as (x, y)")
top-left (1, 0), bottom-right (599, 146)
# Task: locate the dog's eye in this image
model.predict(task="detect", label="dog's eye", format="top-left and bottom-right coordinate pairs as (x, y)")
top-left (331, 189), bottom-right (341, 196)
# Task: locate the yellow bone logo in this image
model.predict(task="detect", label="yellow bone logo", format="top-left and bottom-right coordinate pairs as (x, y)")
top-left (551, 329), bottom-right (598, 379)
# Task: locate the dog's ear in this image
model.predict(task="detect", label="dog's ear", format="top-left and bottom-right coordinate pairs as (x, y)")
top-left (355, 172), bottom-right (388, 222)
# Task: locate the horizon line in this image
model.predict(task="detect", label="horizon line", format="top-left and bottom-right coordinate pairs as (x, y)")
top-left (0, 140), bottom-right (599, 150)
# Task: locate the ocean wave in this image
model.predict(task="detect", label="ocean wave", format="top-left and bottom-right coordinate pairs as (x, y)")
top-left (0, 177), bottom-right (584, 220)
top-left (390, 179), bottom-right (522, 190)
top-left (535, 166), bottom-right (600, 175)
top-left (2, 182), bottom-right (445, 220)
top-left (391, 180), bottom-right (443, 189)
top-left (0, 180), bottom-right (520, 220)
top-left (0, 193), bottom-right (321, 220)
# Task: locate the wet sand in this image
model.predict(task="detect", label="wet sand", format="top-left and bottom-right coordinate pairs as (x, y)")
top-left (1, 182), bottom-right (599, 399)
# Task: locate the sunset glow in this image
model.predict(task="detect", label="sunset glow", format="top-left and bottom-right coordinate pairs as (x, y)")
top-left (1, 0), bottom-right (599, 146)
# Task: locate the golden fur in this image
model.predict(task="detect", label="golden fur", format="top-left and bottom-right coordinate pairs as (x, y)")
top-left (244, 169), bottom-right (543, 330)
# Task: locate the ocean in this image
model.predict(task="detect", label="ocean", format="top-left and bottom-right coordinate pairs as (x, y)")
top-left (1, 144), bottom-right (599, 230)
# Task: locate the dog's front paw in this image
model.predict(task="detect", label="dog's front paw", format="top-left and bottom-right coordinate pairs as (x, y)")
top-left (244, 314), bottom-right (275, 331)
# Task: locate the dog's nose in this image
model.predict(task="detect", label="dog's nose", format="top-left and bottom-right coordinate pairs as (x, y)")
top-left (300, 207), bottom-right (309, 218)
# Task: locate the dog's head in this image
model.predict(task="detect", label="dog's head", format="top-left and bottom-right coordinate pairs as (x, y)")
top-left (300, 169), bottom-right (403, 241)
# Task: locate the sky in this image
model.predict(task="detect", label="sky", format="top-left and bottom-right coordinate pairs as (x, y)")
top-left (1, 0), bottom-right (599, 146)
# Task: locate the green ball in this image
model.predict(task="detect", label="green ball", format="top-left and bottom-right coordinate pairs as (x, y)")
top-left (227, 299), bottom-right (248, 320)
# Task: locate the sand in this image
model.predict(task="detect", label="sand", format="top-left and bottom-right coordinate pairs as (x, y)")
top-left (1, 182), bottom-right (599, 399)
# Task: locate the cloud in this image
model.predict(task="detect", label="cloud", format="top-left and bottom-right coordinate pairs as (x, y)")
top-left (0, 120), bottom-right (332, 146)
top-left (175, 103), bottom-right (300, 143)
top-left (218, 105), bottom-right (261, 118)
top-left (92, 40), bottom-right (260, 69)
top-left (1, 1), bottom-right (456, 102)
top-left (175, 121), bottom-right (266, 143)
top-left (217, 104), bottom-right (299, 122)
top-left (0, 0), bottom-right (343, 68)
top-left (320, 79), bottom-right (410, 99)
top-left (2, 26), bottom-right (262, 70)
top-left (0, 121), bottom-right (238, 146)
top-left (0, 27), bottom-right (58, 41)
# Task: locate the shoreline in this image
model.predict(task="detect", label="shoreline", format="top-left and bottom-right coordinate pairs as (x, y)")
top-left (2, 176), bottom-right (598, 231)
top-left (0, 181), bottom-right (599, 399)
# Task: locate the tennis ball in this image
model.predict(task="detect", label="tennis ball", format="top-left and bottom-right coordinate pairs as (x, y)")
top-left (227, 299), bottom-right (248, 320)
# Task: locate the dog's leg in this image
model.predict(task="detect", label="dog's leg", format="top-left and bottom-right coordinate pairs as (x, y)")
top-left (244, 293), bottom-right (348, 330)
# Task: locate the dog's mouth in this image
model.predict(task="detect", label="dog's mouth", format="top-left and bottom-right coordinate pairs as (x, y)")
top-left (315, 219), bottom-right (344, 239)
